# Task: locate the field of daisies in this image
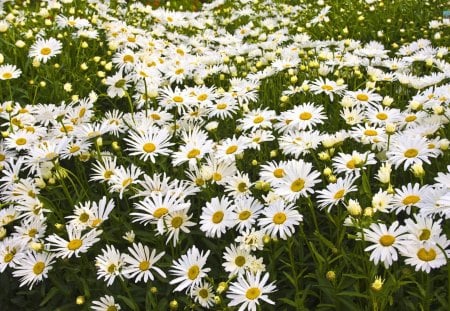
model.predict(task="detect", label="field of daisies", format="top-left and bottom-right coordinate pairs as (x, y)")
top-left (0, 0), bottom-right (449, 310)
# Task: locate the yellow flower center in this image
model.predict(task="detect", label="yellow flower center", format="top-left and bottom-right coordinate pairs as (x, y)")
top-left (212, 211), bottom-right (224, 224)
top-left (153, 207), bottom-right (169, 218)
top-left (33, 261), bottom-right (45, 275)
top-left (419, 229), bottom-right (431, 241)
top-left (356, 94), bottom-right (369, 101)
top-left (122, 177), bottom-right (133, 187)
top-left (405, 115), bottom-right (416, 122)
top-left (40, 47), bottom-right (52, 55)
top-left (107, 264), bottom-right (116, 273)
top-left (273, 212), bottom-right (287, 224)
top-left (379, 234), bottom-right (395, 246)
top-left (273, 168), bottom-right (285, 178)
top-left (333, 189), bottom-right (345, 199)
top-left (175, 68), bottom-right (184, 75)
top-left (321, 84), bottom-right (334, 91)
top-left (187, 265), bottom-right (199, 280)
top-left (346, 159), bottom-right (356, 169)
top-left (402, 195), bottom-right (420, 205)
top-left (4, 252), bottom-right (14, 263)
top-left (404, 148), bottom-right (418, 158)
top-left (216, 103), bottom-right (227, 110)
top-left (104, 170), bottom-right (114, 179)
top-left (79, 107), bottom-right (86, 118)
top-left (139, 260), bottom-right (150, 271)
top-left (253, 116), bottom-right (264, 124)
top-left (171, 216), bottom-right (183, 228)
top-left (245, 287), bottom-right (261, 300)
top-left (299, 112), bottom-right (312, 120)
top-left (290, 178), bottom-right (305, 192)
top-left (235, 255), bottom-right (246, 267)
top-left (79, 212), bottom-right (90, 223)
top-left (226, 145), bottom-right (238, 154)
top-left (197, 94), bottom-right (208, 101)
top-left (67, 239), bottom-right (83, 251)
top-left (106, 306), bottom-right (117, 311)
top-left (143, 142), bottom-right (156, 153)
top-left (237, 182), bottom-right (248, 193)
top-left (199, 288), bottom-right (209, 299)
top-left (364, 129), bottom-right (378, 136)
top-left (16, 138), bottom-right (27, 146)
top-left (91, 218), bottom-right (101, 227)
top-left (173, 96), bottom-right (183, 103)
top-left (150, 113), bottom-right (161, 120)
top-left (2, 72), bottom-right (12, 79)
top-left (417, 248), bottom-right (436, 262)
top-left (69, 145), bottom-right (80, 153)
top-left (239, 210), bottom-right (251, 221)
top-left (187, 148), bottom-right (200, 159)
top-left (213, 173), bottom-right (222, 181)
top-left (376, 113), bottom-right (388, 120)
top-left (0, 154), bottom-right (5, 161)
top-left (123, 55), bottom-right (134, 63)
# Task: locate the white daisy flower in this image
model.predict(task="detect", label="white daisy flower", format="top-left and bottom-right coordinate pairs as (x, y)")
top-left (123, 242), bottom-right (166, 283)
top-left (402, 236), bottom-right (450, 273)
top-left (28, 37), bottom-right (63, 63)
top-left (169, 246), bottom-right (211, 293)
top-left (227, 271), bottom-right (277, 311)
top-left (363, 221), bottom-right (409, 268)
top-left (199, 196), bottom-right (235, 238)
top-left (91, 295), bottom-right (121, 311)
top-left (95, 245), bottom-right (126, 287)
top-left (258, 199), bottom-right (303, 240)
top-left (12, 251), bottom-right (55, 289)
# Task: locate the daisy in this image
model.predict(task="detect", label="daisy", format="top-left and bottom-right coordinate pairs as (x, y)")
top-left (131, 192), bottom-right (189, 232)
top-left (163, 209), bottom-right (196, 246)
top-left (0, 237), bottom-right (26, 273)
top-left (215, 135), bottom-right (248, 164)
top-left (272, 159), bottom-right (321, 202)
top-left (227, 271), bottom-right (276, 311)
top-left (259, 160), bottom-right (288, 186)
top-left (239, 108), bottom-right (276, 132)
top-left (244, 130), bottom-right (275, 151)
top-left (346, 88), bottom-right (383, 107)
top-left (199, 196), bottom-right (235, 238)
top-left (169, 246), bottom-right (211, 293)
top-left (90, 156), bottom-right (117, 183)
top-left (28, 37), bottom-right (63, 63)
top-left (0, 64), bottom-right (22, 80)
top-left (316, 175), bottom-right (358, 211)
top-left (386, 134), bottom-right (435, 170)
top-left (124, 127), bottom-right (173, 163)
top-left (12, 251), bottom-right (55, 289)
top-left (391, 183), bottom-right (431, 215)
top-left (285, 103), bottom-right (327, 130)
top-left (95, 245), bottom-right (126, 287)
top-left (235, 228), bottom-right (265, 252)
top-left (363, 221), bottom-right (409, 268)
top-left (279, 130), bottom-right (323, 158)
top-left (233, 196), bottom-right (263, 233)
top-left (202, 155), bottom-right (237, 185)
top-left (206, 93), bottom-right (238, 119)
top-left (371, 189), bottom-right (394, 213)
top-left (222, 243), bottom-right (252, 277)
top-left (190, 281), bottom-right (215, 309)
top-left (402, 236), bottom-right (450, 273)
top-left (171, 128), bottom-right (214, 169)
top-left (13, 217), bottom-right (47, 243)
top-left (5, 129), bottom-right (38, 152)
top-left (123, 242), bottom-right (166, 283)
top-left (258, 200), bottom-right (303, 240)
top-left (224, 172), bottom-right (253, 198)
top-left (105, 69), bottom-right (130, 98)
top-left (108, 164), bottom-right (143, 199)
top-left (404, 215), bottom-right (442, 243)
top-left (91, 295), bottom-right (121, 311)
top-left (332, 151), bottom-right (377, 176)
top-left (310, 77), bottom-right (347, 101)
top-left (46, 224), bottom-right (102, 259)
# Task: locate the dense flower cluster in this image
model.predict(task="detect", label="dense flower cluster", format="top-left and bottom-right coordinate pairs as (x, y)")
top-left (0, 0), bottom-right (448, 309)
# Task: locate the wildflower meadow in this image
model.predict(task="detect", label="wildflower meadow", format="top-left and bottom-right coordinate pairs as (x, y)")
top-left (0, 0), bottom-right (449, 310)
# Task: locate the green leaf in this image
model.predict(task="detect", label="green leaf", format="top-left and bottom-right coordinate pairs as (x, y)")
top-left (117, 295), bottom-right (138, 311)
top-left (337, 291), bottom-right (369, 299)
top-left (279, 297), bottom-right (298, 308)
top-left (40, 288), bottom-right (60, 307)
